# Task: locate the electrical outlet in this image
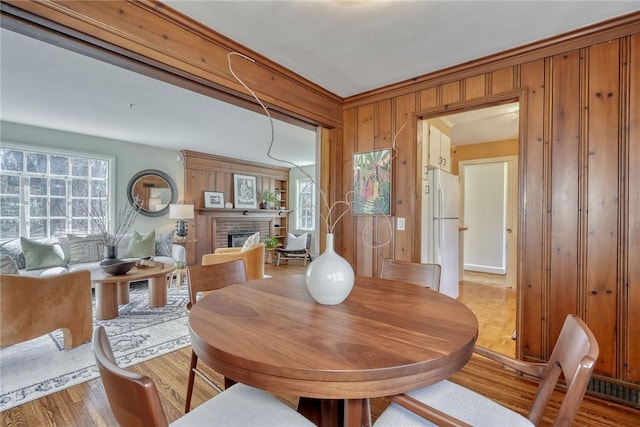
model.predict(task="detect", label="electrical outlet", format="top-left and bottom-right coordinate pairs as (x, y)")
top-left (397, 217), bottom-right (405, 230)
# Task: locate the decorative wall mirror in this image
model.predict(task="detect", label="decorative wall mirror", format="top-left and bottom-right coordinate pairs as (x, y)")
top-left (127, 169), bottom-right (178, 217)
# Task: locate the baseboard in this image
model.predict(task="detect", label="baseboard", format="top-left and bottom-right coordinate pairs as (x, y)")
top-left (464, 265), bottom-right (506, 275)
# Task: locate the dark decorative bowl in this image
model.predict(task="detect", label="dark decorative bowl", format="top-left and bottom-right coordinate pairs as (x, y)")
top-left (99, 259), bottom-right (136, 276)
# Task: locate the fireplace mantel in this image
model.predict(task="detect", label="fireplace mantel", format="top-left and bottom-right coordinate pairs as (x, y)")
top-left (196, 208), bottom-right (291, 218)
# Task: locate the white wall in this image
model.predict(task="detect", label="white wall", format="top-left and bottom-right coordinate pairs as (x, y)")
top-left (462, 162), bottom-right (507, 274)
top-left (1, 121), bottom-right (183, 235)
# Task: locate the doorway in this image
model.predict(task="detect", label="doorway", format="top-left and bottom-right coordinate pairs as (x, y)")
top-left (460, 156), bottom-right (518, 289)
top-left (418, 100), bottom-right (520, 357)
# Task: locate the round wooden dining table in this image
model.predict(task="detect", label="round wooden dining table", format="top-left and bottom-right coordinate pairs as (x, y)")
top-left (188, 274), bottom-right (478, 427)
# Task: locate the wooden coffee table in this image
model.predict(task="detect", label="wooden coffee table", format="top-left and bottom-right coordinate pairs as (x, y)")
top-left (90, 264), bottom-right (175, 320)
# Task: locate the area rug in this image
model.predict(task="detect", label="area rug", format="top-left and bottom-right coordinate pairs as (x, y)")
top-left (0, 282), bottom-right (191, 411)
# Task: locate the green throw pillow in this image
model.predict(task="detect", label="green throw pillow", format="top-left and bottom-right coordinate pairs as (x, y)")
top-left (20, 237), bottom-right (68, 271)
top-left (126, 230), bottom-right (156, 258)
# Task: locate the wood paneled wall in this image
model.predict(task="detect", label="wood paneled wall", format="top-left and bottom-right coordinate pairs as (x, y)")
top-left (181, 151), bottom-right (289, 264)
top-left (2, 0), bottom-right (639, 388)
top-left (342, 22), bottom-right (640, 387)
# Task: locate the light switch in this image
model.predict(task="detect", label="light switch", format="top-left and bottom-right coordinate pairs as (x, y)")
top-left (397, 217), bottom-right (405, 230)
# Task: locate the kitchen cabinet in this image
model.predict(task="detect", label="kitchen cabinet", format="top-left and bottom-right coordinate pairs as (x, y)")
top-left (424, 122), bottom-right (451, 172)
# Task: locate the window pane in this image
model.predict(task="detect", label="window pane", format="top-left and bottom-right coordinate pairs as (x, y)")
top-left (72, 179), bottom-right (89, 197)
top-left (26, 153), bottom-right (47, 173)
top-left (296, 179), bottom-right (315, 231)
top-left (30, 177), bottom-right (47, 195)
top-left (91, 159), bottom-right (108, 178)
top-left (0, 149), bottom-right (24, 171)
top-left (0, 176), bottom-right (20, 194)
top-left (30, 219), bottom-right (47, 238)
top-left (0, 196), bottom-right (20, 216)
top-left (50, 198), bottom-right (66, 217)
top-left (50, 219), bottom-right (67, 236)
top-left (72, 199), bottom-right (89, 217)
top-left (91, 198), bottom-right (108, 217)
top-left (0, 219), bottom-right (20, 239)
top-left (50, 178), bottom-right (66, 196)
top-left (30, 197), bottom-right (48, 216)
top-left (92, 180), bottom-right (107, 197)
top-left (72, 158), bottom-right (89, 177)
top-left (72, 218), bottom-right (88, 234)
top-left (50, 155), bottom-right (69, 175)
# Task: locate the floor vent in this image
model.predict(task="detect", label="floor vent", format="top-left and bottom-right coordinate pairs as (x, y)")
top-left (587, 378), bottom-right (640, 409)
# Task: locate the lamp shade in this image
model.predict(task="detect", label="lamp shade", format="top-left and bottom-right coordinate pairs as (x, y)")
top-left (169, 204), bottom-right (194, 219)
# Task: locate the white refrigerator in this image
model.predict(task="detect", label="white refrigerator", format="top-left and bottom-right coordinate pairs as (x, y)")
top-left (421, 169), bottom-right (460, 298)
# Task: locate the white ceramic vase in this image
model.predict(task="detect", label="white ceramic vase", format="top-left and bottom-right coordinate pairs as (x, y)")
top-left (305, 233), bottom-right (355, 305)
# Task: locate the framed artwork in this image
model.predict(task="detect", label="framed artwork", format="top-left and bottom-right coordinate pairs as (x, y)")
top-left (352, 149), bottom-right (392, 215)
top-left (204, 191), bottom-right (225, 208)
top-left (233, 174), bottom-right (258, 209)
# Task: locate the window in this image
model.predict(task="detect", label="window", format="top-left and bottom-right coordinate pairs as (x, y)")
top-left (0, 144), bottom-right (113, 240)
top-left (296, 179), bottom-right (315, 231)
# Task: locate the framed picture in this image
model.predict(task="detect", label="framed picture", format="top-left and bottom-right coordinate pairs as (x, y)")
top-left (233, 174), bottom-right (258, 209)
top-left (204, 191), bottom-right (225, 208)
top-left (352, 149), bottom-right (392, 215)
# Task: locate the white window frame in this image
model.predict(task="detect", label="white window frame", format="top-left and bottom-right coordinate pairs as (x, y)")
top-left (0, 142), bottom-right (115, 240)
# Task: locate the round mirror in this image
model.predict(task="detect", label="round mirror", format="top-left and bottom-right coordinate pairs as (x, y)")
top-left (127, 169), bottom-right (178, 217)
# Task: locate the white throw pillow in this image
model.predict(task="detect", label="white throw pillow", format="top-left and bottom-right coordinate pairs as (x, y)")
top-left (285, 233), bottom-right (308, 251)
top-left (0, 254), bottom-right (19, 274)
top-left (240, 232), bottom-right (261, 252)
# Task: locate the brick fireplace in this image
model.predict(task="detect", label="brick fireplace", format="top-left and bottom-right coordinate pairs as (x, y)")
top-left (216, 219), bottom-right (270, 248)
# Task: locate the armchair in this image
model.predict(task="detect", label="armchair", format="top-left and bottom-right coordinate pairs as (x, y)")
top-left (0, 270), bottom-right (92, 349)
top-left (201, 243), bottom-right (265, 280)
top-left (276, 233), bottom-right (312, 266)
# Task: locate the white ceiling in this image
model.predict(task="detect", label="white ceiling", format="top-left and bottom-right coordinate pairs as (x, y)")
top-left (1, 1), bottom-right (638, 163)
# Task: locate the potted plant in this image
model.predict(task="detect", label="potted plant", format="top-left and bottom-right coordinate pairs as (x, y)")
top-left (261, 190), bottom-right (278, 209)
top-left (263, 236), bottom-right (279, 263)
top-left (264, 237), bottom-right (279, 250)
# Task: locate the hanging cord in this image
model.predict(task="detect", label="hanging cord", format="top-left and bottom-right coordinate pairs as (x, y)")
top-left (228, 52), bottom-right (353, 233)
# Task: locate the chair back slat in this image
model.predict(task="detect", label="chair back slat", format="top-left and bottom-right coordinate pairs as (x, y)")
top-left (186, 259), bottom-right (248, 309)
top-left (93, 326), bottom-right (169, 427)
top-left (529, 315), bottom-right (599, 427)
top-left (380, 258), bottom-right (441, 291)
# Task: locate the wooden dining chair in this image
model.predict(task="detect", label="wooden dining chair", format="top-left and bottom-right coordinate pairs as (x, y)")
top-left (93, 326), bottom-right (314, 427)
top-left (373, 314), bottom-right (599, 427)
top-left (379, 258), bottom-right (441, 291)
top-left (184, 259), bottom-right (248, 413)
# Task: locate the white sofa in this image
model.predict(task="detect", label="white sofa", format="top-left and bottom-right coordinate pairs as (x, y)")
top-left (0, 232), bottom-right (185, 277)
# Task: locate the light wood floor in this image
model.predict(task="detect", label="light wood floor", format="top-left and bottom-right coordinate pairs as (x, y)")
top-left (2, 263), bottom-right (639, 426)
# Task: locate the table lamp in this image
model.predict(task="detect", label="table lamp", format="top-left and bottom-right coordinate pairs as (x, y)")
top-left (169, 204), bottom-right (194, 238)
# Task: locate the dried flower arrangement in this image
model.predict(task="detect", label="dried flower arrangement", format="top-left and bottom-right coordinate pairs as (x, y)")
top-left (85, 194), bottom-right (141, 247)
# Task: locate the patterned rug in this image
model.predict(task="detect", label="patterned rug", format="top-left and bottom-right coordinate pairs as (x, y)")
top-left (0, 282), bottom-right (191, 411)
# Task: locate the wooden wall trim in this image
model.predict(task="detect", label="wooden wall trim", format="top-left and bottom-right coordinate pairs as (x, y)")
top-left (344, 11), bottom-right (640, 108)
top-left (182, 150), bottom-right (289, 179)
top-left (1, 0), bottom-right (343, 128)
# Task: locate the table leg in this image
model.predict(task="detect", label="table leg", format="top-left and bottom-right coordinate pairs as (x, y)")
top-left (344, 398), bottom-right (370, 427)
top-left (148, 274), bottom-right (168, 307)
top-left (95, 282), bottom-right (118, 320)
top-left (117, 281), bottom-right (129, 305)
top-left (298, 398), bottom-right (351, 427)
